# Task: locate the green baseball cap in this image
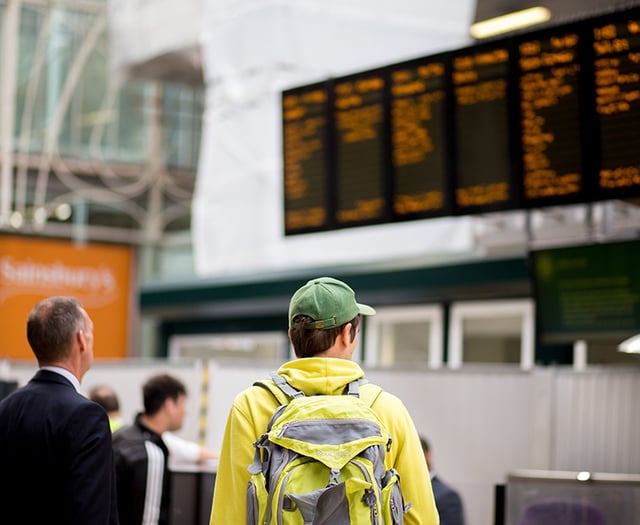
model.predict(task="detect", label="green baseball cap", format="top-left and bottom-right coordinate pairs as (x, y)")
top-left (288, 277), bottom-right (376, 330)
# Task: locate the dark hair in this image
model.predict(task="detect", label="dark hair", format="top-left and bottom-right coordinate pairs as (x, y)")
top-left (289, 314), bottom-right (361, 358)
top-left (143, 374), bottom-right (187, 416)
top-left (26, 296), bottom-right (86, 363)
top-left (419, 434), bottom-right (430, 454)
top-left (89, 386), bottom-right (120, 413)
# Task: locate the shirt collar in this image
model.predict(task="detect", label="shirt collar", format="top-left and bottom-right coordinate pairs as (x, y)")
top-left (40, 366), bottom-right (81, 393)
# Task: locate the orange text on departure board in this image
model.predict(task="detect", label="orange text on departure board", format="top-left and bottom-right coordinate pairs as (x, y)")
top-left (283, 88), bottom-right (328, 230)
top-left (594, 21), bottom-right (640, 115)
top-left (390, 62), bottom-right (447, 214)
top-left (594, 19), bottom-right (640, 189)
top-left (519, 33), bottom-right (582, 199)
top-left (334, 76), bottom-right (386, 223)
top-left (456, 183), bottom-right (508, 207)
top-left (394, 192), bottom-right (443, 214)
top-left (283, 90), bottom-right (327, 199)
top-left (285, 207), bottom-right (326, 231)
top-left (453, 48), bottom-right (511, 208)
top-left (337, 197), bottom-right (385, 223)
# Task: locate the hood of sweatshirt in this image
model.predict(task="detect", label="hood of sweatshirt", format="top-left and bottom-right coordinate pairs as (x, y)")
top-left (276, 357), bottom-right (365, 396)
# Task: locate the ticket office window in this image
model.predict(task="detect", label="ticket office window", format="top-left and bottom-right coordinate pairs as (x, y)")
top-left (448, 300), bottom-right (534, 369)
top-left (364, 306), bottom-right (443, 368)
top-left (169, 333), bottom-right (289, 362)
top-left (572, 339), bottom-right (640, 369)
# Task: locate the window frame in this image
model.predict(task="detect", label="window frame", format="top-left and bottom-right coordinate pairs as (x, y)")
top-left (447, 299), bottom-right (535, 369)
top-left (363, 304), bottom-right (444, 368)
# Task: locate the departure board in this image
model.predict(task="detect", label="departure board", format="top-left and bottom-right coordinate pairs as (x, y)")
top-left (592, 12), bottom-right (640, 199)
top-left (281, 6), bottom-right (640, 236)
top-left (389, 57), bottom-right (450, 219)
top-left (452, 45), bottom-right (515, 213)
top-left (518, 29), bottom-right (585, 206)
top-left (282, 84), bottom-right (330, 234)
top-left (333, 72), bottom-right (388, 226)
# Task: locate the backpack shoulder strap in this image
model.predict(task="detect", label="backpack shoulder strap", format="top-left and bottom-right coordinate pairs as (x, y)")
top-left (254, 373), bottom-right (383, 407)
top-left (358, 382), bottom-right (384, 408)
top-left (253, 379), bottom-right (289, 406)
top-left (341, 378), bottom-right (384, 407)
top-left (253, 372), bottom-right (305, 406)
top-left (269, 372), bottom-right (305, 399)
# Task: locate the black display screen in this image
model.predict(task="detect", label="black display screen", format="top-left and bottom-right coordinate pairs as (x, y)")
top-left (281, 7), bottom-right (640, 236)
top-left (389, 57), bottom-right (451, 219)
top-left (451, 45), bottom-right (515, 213)
top-left (333, 71), bottom-right (388, 227)
top-left (517, 28), bottom-right (586, 206)
top-left (282, 84), bottom-right (330, 234)
top-left (531, 241), bottom-right (640, 343)
top-left (592, 12), bottom-right (640, 199)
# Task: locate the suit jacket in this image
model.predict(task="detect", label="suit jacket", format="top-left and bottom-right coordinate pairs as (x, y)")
top-left (431, 475), bottom-right (465, 525)
top-left (0, 369), bottom-right (119, 525)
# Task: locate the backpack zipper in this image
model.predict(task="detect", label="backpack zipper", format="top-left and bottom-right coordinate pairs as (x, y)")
top-left (275, 418), bottom-right (382, 439)
top-left (266, 448), bottom-right (291, 524)
top-left (276, 468), bottom-right (295, 525)
top-left (352, 459), bottom-right (381, 525)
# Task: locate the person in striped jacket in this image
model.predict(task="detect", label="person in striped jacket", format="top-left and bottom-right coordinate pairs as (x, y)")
top-left (112, 374), bottom-right (188, 525)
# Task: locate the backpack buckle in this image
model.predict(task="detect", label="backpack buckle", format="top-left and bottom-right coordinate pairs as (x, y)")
top-left (328, 468), bottom-right (341, 486)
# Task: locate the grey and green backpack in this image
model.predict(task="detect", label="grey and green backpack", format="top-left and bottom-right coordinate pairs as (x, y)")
top-left (247, 373), bottom-right (410, 525)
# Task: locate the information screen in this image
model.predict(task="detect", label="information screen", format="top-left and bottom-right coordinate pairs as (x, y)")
top-left (281, 7), bottom-right (640, 236)
top-left (452, 45), bottom-right (515, 214)
top-left (333, 71), bottom-right (388, 227)
top-left (592, 12), bottom-right (640, 199)
top-left (531, 241), bottom-right (640, 343)
top-left (282, 84), bottom-right (330, 234)
top-left (389, 57), bottom-right (450, 219)
top-left (518, 28), bottom-right (586, 206)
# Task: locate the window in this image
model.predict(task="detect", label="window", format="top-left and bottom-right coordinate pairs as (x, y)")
top-left (364, 305), bottom-right (443, 368)
top-left (448, 299), bottom-right (534, 369)
top-left (572, 338), bottom-right (640, 369)
top-left (169, 333), bottom-right (288, 362)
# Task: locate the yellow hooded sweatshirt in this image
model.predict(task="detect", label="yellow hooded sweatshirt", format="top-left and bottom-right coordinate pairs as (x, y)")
top-left (209, 357), bottom-right (440, 525)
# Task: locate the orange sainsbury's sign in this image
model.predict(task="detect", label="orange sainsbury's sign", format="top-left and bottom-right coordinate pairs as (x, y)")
top-left (0, 236), bottom-right (134, 360)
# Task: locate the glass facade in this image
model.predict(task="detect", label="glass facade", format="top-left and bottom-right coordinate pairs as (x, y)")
top-left (16, 3), bottom-right (204, 166)
top-left (0, 0), bottom-right (203, 244)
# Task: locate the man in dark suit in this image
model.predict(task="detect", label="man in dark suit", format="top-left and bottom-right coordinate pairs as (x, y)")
top-left (0, 296), bottom-right (119, 525)
top-left (420, 435), bottom-right (466, 525)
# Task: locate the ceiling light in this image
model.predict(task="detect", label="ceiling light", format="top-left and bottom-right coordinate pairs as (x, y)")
top-left (618, 334), bottom-right (640, 354)
top-left (33, 207), bottom-right (47, 225)
top-left (9, 211), bottom-right (23, 229)
top-left (55, 203), bottom-right (72, 221)
top-left (470, 6), bottom-right (551, 39)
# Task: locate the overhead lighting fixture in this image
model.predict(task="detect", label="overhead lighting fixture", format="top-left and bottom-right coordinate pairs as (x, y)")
top-left (55, 203), bottom-right (72, 221)
top-left (9, 211), bottom-right (24, 229)
top-left (618, 334), bottom-right (640, 354)
top-left (470, 6), bottom-right (551, 39)
top-left (33, 207), bottom-right (47, 225)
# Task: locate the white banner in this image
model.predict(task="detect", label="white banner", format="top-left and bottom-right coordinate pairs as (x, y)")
top-left (108, 0), bottom-right (204, 79)
top-left (193, 0), bottom-right (476, 276)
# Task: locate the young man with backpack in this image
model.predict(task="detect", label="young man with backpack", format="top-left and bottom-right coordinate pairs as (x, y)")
top-left (209, 276), bottom-right (440, 524)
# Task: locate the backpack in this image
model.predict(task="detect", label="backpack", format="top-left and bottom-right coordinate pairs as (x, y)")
top-left (246, 373), bottom-right (410, 525)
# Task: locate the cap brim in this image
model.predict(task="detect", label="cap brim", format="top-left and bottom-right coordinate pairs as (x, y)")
top-left (357, 303), bottom-right (376, 316)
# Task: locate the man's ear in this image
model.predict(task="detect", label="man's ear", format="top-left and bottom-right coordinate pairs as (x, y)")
top-left (340, 323), bottom-right (353, 347)
top-left (77, 330), bottom-right (86, 353)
